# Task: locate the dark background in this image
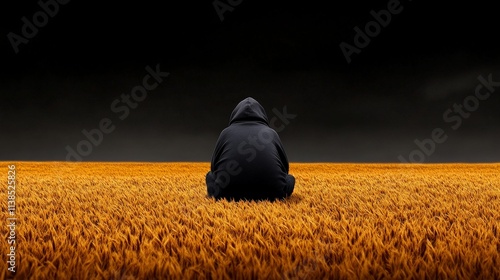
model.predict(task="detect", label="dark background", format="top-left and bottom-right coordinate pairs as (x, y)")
top-left (1, 0), bottom-right (499, 162)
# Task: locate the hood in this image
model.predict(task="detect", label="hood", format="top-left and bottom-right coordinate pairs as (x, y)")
top-left (229, 97), bottom-right (269, 125)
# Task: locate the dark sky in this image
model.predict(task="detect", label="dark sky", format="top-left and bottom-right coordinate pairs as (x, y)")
top-left (1, 0), bottom-right (499, 162)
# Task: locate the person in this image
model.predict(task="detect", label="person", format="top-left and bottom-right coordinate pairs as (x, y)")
top-left (206, 97), bottom-right (295, 201)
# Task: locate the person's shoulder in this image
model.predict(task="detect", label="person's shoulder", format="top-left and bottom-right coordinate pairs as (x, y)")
top-left (257, 125), bottom-right (282, 143)
top-left (219, 126), bottom-right (232, 136)
top-left (261, 124), bottom-right (279, 134)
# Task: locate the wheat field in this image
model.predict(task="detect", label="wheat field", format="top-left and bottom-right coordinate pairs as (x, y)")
top-left (1, 162), bottom-right (500, 279)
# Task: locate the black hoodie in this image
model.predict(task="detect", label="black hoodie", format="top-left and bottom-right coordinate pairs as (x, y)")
top-left (210, 97), bottom-right (290, 200)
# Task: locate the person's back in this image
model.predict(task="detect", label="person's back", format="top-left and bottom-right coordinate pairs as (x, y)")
top-left (206, 97), bottom-right (295, 201)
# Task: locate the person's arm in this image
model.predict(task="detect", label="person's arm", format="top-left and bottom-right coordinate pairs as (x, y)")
top-left (274, 133), bottom-right (290, 173)
top-left (210, 130), bottom-right (226, 172)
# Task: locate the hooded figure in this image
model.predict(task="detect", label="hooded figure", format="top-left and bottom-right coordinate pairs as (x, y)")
top-left (206, 97), bottom-right (295, 201)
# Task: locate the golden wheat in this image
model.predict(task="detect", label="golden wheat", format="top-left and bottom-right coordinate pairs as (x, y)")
top-left (1, 162), bottom-right (499, 279)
